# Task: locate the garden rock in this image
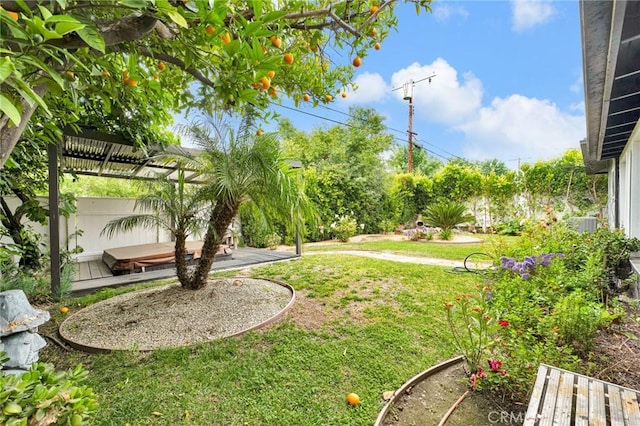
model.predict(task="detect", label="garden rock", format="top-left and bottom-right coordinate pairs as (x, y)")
top-left (0, 289), bottom-right (50, 374)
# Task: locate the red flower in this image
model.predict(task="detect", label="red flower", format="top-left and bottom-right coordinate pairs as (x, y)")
top-left (488, 359), bottom-right (503, 372)
top-left (444, 302), bottom-right (454, 309)
top-left (469, 373), bottom-right (477, 390)
top-left (498, 319), bottom-right (509, 327)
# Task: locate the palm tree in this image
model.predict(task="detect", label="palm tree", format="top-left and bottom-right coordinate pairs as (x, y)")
top-left (101, 168), bottom-right (210, 286)
top-left (104, 115), bottom-right (315, 290)
top-left (176, 115), bottom-right (315, 289)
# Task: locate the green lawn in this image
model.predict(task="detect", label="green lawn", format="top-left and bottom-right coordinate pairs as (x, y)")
top-left (302, 234), bottom-right (519, 262)
top-left (46, 252), bottom-right (491, 425)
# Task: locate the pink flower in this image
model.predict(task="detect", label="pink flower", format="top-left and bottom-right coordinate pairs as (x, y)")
top-left (498, 319), bottom-right (509, 327)
top-left (469, 373), bottom-right (477, 390)
top-left (488, 359), bottom-right (503, 372)
top-left (477, 367), bottom-right (486, 378)
top-left (500, 370), bottom-right (508, 377)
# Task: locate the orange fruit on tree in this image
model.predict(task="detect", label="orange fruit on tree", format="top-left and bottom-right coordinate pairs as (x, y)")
top-left (256, 129), bottom-right (263, 136)
top-left (124, 78), bottom-right (137, 86)
top-left (60, 306), bottom-right (69, 314)
top-left (325, 94), bottom-right (333, 102)
top-left (259, 76), bottom-right (270, 90)
top-left (374, 42), bottom-right (381, 50)
top-left (370, 5), bottom-right (379, 14)
top-left (268, 70), bottom-right (275, 79)
top-left (157, 62), bottom-right (166, 71)
top-left (346, 393), bottom-right (361, 406)
top-left (221, 32), bottom-right (231, 44)
top-left (303, 93), bottom-right (311, 102)
top-left (269, 87), bottom-right (278, 98)
top-left (352, 56), bottom-right (362, 67)
top-left (270, 35), bottom-right (282, 48)
top-left (7, 10), bottom-right (18, 20)
top-left (283, 53), bottom-right (294, 64)
top-left (205, 24), bottom-right (214, 35)
top-left (341, 92), bottom-right (347, 98)
top-left (65, 70), bottom-right (75, 79)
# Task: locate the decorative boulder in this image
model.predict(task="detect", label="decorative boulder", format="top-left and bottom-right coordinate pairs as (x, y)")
top-left (0, 289), bottom-right (50, 374)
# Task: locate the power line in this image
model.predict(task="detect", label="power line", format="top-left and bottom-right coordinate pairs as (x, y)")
top-left (269, 101), bottom-right (456, 162)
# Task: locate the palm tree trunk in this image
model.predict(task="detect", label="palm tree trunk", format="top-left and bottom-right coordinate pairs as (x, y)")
top-left (185, 203), bottom-right (239, 290)
top-left (174, 231), bottom-right (191, 287)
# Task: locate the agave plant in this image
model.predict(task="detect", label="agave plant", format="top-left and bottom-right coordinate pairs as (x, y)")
top-left (423, 200), bottom-right (475, 231)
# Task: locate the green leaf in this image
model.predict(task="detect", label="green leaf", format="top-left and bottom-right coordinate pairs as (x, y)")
top-left (76, 26), bottom-right (105, 53)
top-left (252, 0), bottom-right (262, 18)
top-left (118, 0), bottom-right (149, 7)
top-left (13, 78), bottom-right (51, 116)
top-left (0, 93), bottom-right (22, 125)
top-left (37, 4), bottom-right (53, 20)
top-left (167, 10), bottom-right (188, 28)
top-left (55, 21), bottom-right (85, 35)
top-left (19, 55), bottom-right (65, 89)
top-left (0, 57), bottom-right (16, 83)
top-left (45, 15), bottom-right (86, 35)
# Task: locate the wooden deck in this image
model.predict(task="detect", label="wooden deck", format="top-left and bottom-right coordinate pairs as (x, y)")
top-left (71, 248), bottom-right (298, 294)
top-left (524, 364), bottom-right (640, 425)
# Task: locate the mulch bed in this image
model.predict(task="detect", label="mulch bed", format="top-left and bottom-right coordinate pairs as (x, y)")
top-left (590, 300), bottom-right (640, 391)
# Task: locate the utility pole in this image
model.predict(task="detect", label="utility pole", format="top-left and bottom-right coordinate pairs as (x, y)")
top-left (403, 81), bottom-right (417, 173)
top-left (393, 73), bottom-right (436, 173)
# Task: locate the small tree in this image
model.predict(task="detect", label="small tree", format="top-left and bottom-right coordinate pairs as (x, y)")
top-left (423, 200), bottom-right (475, 231)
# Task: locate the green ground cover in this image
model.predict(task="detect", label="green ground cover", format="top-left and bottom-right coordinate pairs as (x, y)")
top-left (47, 254), bottom-right (486, 425)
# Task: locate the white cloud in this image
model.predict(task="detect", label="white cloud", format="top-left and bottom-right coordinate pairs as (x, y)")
top-left (458, 95), bottom-right (585, 162)
top-left (391, 59), bottom-right (483, 125)
top-left (570, 101), bottom-right (585, 113)
top-left (345, 72), bottom-right (390, 103)
top-left (511, 0), bottom-right (556, 32)
top-left (570, 74), bottom-right (583, 94)
top-left (433, 3), bottom-right (469, 23)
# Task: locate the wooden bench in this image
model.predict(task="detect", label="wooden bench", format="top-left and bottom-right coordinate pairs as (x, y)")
top-left (524, 364), bottom-right (640, 425)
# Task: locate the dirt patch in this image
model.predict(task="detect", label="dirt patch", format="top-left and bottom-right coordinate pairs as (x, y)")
top-left (381, 361), bottom-right (525, 426)
top-left (590, 301), bottom-right (640, 390)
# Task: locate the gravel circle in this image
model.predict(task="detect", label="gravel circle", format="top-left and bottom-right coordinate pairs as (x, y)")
top-left (59, 278), bottom-right (294, 352)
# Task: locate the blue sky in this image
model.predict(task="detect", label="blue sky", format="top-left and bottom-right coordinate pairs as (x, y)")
top-left (268, 0), bottom-right (585, 168)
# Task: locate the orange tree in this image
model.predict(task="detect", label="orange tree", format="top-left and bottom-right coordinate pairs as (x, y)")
top-left (0, 0), bottom-right (433, 169)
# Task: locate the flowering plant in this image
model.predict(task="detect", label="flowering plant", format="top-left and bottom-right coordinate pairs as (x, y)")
top-left (444, 287), bottom-right (507, 375)
top-left (500, 253), bottom-right (564, 280)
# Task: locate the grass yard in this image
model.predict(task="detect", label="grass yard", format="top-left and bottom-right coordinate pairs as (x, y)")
top-left (302, 234), bottom-right (519, 262)
top-left (44, 253), bottom-right (489, 425)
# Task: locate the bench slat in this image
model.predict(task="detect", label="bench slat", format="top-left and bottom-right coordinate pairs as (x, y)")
top-left (609, 384), bottom-right (626, 426)
top-left (524, 365), bottom-right (550, 425)
top-left (621, 389), bottom-right (640, 425)
top-left (539, 367), bottom-right (561, 426)
top-left (589, 380), bottom-right (606, 425)
top-left (554, 371), bottom-right (575, 426)
top-left (575, 375), bottom-right (590, 426)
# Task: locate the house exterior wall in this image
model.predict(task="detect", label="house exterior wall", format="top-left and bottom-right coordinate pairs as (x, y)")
top-left (614, 122), bottom-right (640, 240)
